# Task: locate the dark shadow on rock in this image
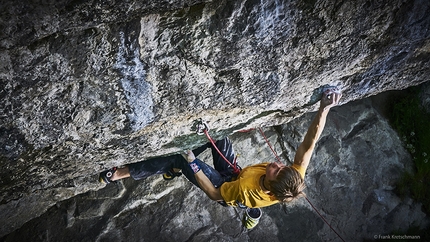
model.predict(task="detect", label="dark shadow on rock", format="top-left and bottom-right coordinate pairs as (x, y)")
top-left (263, 203), bottom-right (325, 241)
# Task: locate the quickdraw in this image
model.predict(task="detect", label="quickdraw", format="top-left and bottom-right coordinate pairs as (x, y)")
top-left (196, 119), bottom-right (210, 135)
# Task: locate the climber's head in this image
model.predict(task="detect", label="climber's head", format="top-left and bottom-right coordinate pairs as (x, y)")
top-left (266, 162), bottom-right (306, 202)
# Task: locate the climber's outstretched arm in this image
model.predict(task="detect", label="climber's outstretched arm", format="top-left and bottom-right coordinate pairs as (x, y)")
top-left (293, 90), bottom-right (342, 170)
top-left (182, 150), bottom-right (224, 201)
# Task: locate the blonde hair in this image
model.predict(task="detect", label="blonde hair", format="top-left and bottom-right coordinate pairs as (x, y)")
top-left (268, 166), bottom-right (306, 202)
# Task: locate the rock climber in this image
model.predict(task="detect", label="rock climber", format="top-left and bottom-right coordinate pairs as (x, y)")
top-left (99, 89), bottom-right (342, 229)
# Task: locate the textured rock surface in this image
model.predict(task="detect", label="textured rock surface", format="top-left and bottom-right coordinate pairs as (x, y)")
top-left (2, 98), bottom-right (429, 241)
top-left (1, 0), bottom-right (430, 238)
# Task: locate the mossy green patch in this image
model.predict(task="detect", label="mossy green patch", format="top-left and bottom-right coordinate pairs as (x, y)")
top-left (388, 86), bottom-right (430, 215)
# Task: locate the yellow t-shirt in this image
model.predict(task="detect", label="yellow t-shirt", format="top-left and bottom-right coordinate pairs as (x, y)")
top-left (219, 163), bottom-right (306, 208)
top-left (291, 163), bottom-right (306, 179)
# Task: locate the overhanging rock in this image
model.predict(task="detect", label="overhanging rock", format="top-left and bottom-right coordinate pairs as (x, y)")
top-left (0, 0), bottom-right (429, 237)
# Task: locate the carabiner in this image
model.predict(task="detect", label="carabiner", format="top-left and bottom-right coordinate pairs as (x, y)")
top-left (196, 119), bottom-right (210, 135)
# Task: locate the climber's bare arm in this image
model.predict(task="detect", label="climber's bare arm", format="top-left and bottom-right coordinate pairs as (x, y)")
top-left (293, 90), bottom-right (342, 170)
top-left (182, 150), bottom-right (224, 201)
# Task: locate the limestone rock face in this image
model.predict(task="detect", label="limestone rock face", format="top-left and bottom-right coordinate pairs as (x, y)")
top-left (0, 0), bottom-right (429, 238)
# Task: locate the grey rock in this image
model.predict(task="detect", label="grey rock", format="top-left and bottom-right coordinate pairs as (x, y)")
top-left (1, 0), bottom-right (430, 238)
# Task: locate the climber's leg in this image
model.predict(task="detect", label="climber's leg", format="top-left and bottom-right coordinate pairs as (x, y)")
top-left (99, 154), bottom-right (181, 184)
top-left (99, 166), bottom-right (130, 184)
top-left (111, 166), bottom-right (130, 181)
top-left (211, 137), bottom-right (241, 181)
top-left (162, 142), bottom-right (211, 180)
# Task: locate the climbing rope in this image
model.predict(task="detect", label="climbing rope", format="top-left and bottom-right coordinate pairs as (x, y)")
top-left (257, 127), bottom-right (283, 164)
top-left (305, 197), bottom-right (346, 242)
top-left (238, 127), bottom-right (283, 163)
top-left (196, 120), bottom-right (241, 175)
